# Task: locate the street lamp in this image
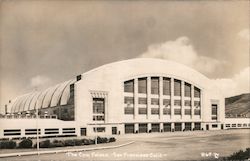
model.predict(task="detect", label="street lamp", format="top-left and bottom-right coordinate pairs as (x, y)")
top-left (36, 108), bottom-right (39, 153)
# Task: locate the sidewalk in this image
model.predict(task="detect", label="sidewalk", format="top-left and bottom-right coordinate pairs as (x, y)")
top-left (0, 140), bottom-right (135, 158)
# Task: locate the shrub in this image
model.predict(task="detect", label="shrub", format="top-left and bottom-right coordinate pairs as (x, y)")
top-left (226, 148), bottom-right (250, 160)
top-left (19, 138), bottom-right (32, 148)
top-left (73, 139), bottom-right (82, 146)
top-left (64, 139), bottom-right (75, 146)
top-left (39, 140), bottom-right (51, 148)
top-left (0, 140), bottom-right (16, 149)
top-left (97, 136), bottom-right (108, 144)
top-left (109, 137), bottom-right (116, 142)
top-left (51, 140), bottom-right (65, 147)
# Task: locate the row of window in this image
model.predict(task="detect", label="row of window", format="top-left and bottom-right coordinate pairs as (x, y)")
top-left (225, 123), bottom-right (250, 128)
top-left (124, 122), bottom-right (201, 133)
top-left (124, 97), bottom-right (200, 107)
top-left (124, 107), bottom-right (200, 115)
top-left (124, 77), bottom-right (201, 97)
top-left (3, 128), bottom-right (76, 136)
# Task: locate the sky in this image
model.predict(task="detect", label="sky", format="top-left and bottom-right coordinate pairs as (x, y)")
top-left (0, 0), bottom-right (249, 113)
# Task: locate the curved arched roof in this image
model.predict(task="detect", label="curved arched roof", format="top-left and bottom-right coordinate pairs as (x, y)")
top-left (9, 79), bottom-right (75, 113)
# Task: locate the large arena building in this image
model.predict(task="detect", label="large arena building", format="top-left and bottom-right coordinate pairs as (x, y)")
top-left (0, 58), bottom-right (249, 138)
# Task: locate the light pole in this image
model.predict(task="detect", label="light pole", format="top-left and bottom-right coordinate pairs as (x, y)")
top-left (36, 108), bottom-right (39, 153)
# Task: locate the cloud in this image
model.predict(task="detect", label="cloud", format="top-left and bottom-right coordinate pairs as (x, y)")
top-left (139, 36), bottom-right (224, 74)
top-left (30, 75), bottom-right (52, 90)
top-left (238, 29), bottom-right (250, 40)
top-left (211, 66), bottom-right (250, 97)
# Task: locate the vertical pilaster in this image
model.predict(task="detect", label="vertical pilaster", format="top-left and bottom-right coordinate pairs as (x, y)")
top-left (134, 123), bottom-right (139, 133)
top-left (148, 123), bottom-right (151, 133)
top-left (134, 79), bottom-right (138, 120)
top-left (147, 77), bottom-right (151, 119)
top-left (159, 77), bottom-right (163, 119)
top-left (170, 78), bottom-right (174, 119)
top-left (191, 85), bottom-right (194, 119)
top-left (160, 122), bottom-right (163, 132)
top-left (181, 81), bottom-right (185, 119)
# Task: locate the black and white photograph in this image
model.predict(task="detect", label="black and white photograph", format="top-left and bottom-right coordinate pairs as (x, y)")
top-left (0, 0), bottom-right (249, 160)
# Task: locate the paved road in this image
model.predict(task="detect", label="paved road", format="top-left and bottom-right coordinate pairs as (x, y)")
top-left (2, 129), bottom-right (250, 161)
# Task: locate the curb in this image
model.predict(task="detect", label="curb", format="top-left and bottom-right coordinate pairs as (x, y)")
top-left (0, 141), bottom-right (135, 158)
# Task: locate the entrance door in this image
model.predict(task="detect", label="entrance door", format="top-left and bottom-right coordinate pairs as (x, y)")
top-left (80, 128), bottom-right (86, 136)
top-left (206, 124), bottom-right (209, 130)
top-left (221, 124), bottom-right (224, 130)
top-left (112, 127), bottom-right (117, 135)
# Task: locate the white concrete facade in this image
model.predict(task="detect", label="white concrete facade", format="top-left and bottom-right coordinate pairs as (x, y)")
top-left (0, 58), bottom-right (249, 139)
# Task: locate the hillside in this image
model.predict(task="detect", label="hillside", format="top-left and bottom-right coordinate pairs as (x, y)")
top-left (225, 93), bottom-right (250, 118)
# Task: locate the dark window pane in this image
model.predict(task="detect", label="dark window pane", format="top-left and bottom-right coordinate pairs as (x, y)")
top-left (151, 108), bottom-right (159, 115)
top-left (174, 79), bottom-right (181, 96)
top-left (124, 80), bottom-right (134, 93)
top-left (138, 97), bottom-right (147, 105)
top-left (151, 77), bottom-right (159, 94)
top-left (184, 83), bottom-right (191, 97)
top-left (185, 100), bottom-right (191, 106)
top-left (93, 98), bottom-right (105, 114)
top-left (194, 87), bottom-right (200, 98)
top-left (174, 100), bottom-right (181, 106)
top-left (163, 78), bottom-right (171, 95)
top-left (163, 108), bottom-right (171, 115)
top-left (124, 97), bottom-right (134, 105)
top-left (138, 78), bottom-right (147, 94)
top-left (151, 98), bottom-right (159, 105)
top-left (174, 108), bottom-right (181, 115)
top-left (163, 99), bottom-right (171, 106)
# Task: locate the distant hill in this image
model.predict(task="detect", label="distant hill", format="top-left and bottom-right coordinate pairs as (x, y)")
top-left (225, 93), bottom-right (250, 118)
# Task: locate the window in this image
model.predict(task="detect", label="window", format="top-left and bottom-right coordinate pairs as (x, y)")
top-left (232, 124), bottom-right (236, 127)
top-left (124, 97), bottom-right (134, 105)
top-left (174, 123), bottom-right (182, 131)
top-left (163, 123), bottom-right (171, 132)
top-left (93, 98), bottom-right (105, 121)
top-left (212, 124), bottom-right (218, 128)
top-left (184, 100), bottom-right (191, 106)
top-left (163, 108), bottom-right (171, 115)
top-left (138, 78), bottom-right (147, 94)
top-left (184, 109), bottom-right (191, 115)
top-left (185, 123), bottom-right (192, 131)
top-left (138, 108), bottom-right (147, 114)
top-left (184, 83), bottom-right (191, 97)
top-left (194, 123), bottom-right (201, 130)
top-left (194, 101), bottom-right (200, 107)
top-left (151, 98), bottom-right (159, 105)
top-left (124, 107), bottom-right (134, 115)
top-left (93, 98), bottom-right (105, 114)
top-left (45, 128), bottom-right (59, 134)
top-left (194, 109), bottom-right (200, 115)
top-left (225, 124), bottom-right (230, 127)
top-left (174, 79), bottom-right (181, 96)
top-left (212, 104), bottom-right (217, 115)
top-left (124, 80), bottom-right (134, 93)
top-left (93, 127), bottom-right (105, 132)
top-left (243, 124), bottom-right (247, 127)
top-left (151, 123), bottom-right (160, 132)
top-left (212, 116), bottom-right (217, 120)
top-left (25, 129), bottom-right (41, 135)
top-left (125, 124), bottom-right (134, 134)
top-left (139, 124), bottom-right (148, 133)
top-left (151, 108), bottom-right (160, 115)
top-left (62, 128), bottom-right (76, 134)
top-left (4, 129), bottom-right (21, 136)
top-left (93, 115), bottom-right (105, 121)
top-left (151, 77), bottom-right (159, 94)
top-left (237, 124), bottom-right (242, 127)
top-left (194, 87), bottom-right (200, 98)
top-left (174, 109), bottom-right (181, 115)
top-left (174, 100), bottom-right (181, 106)
top-left (163, 99), bottom-right (171, 106)
top-left (138, 97), bottom-right (147, 105)
top-left (163, 78), bottom-right (171, 95)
